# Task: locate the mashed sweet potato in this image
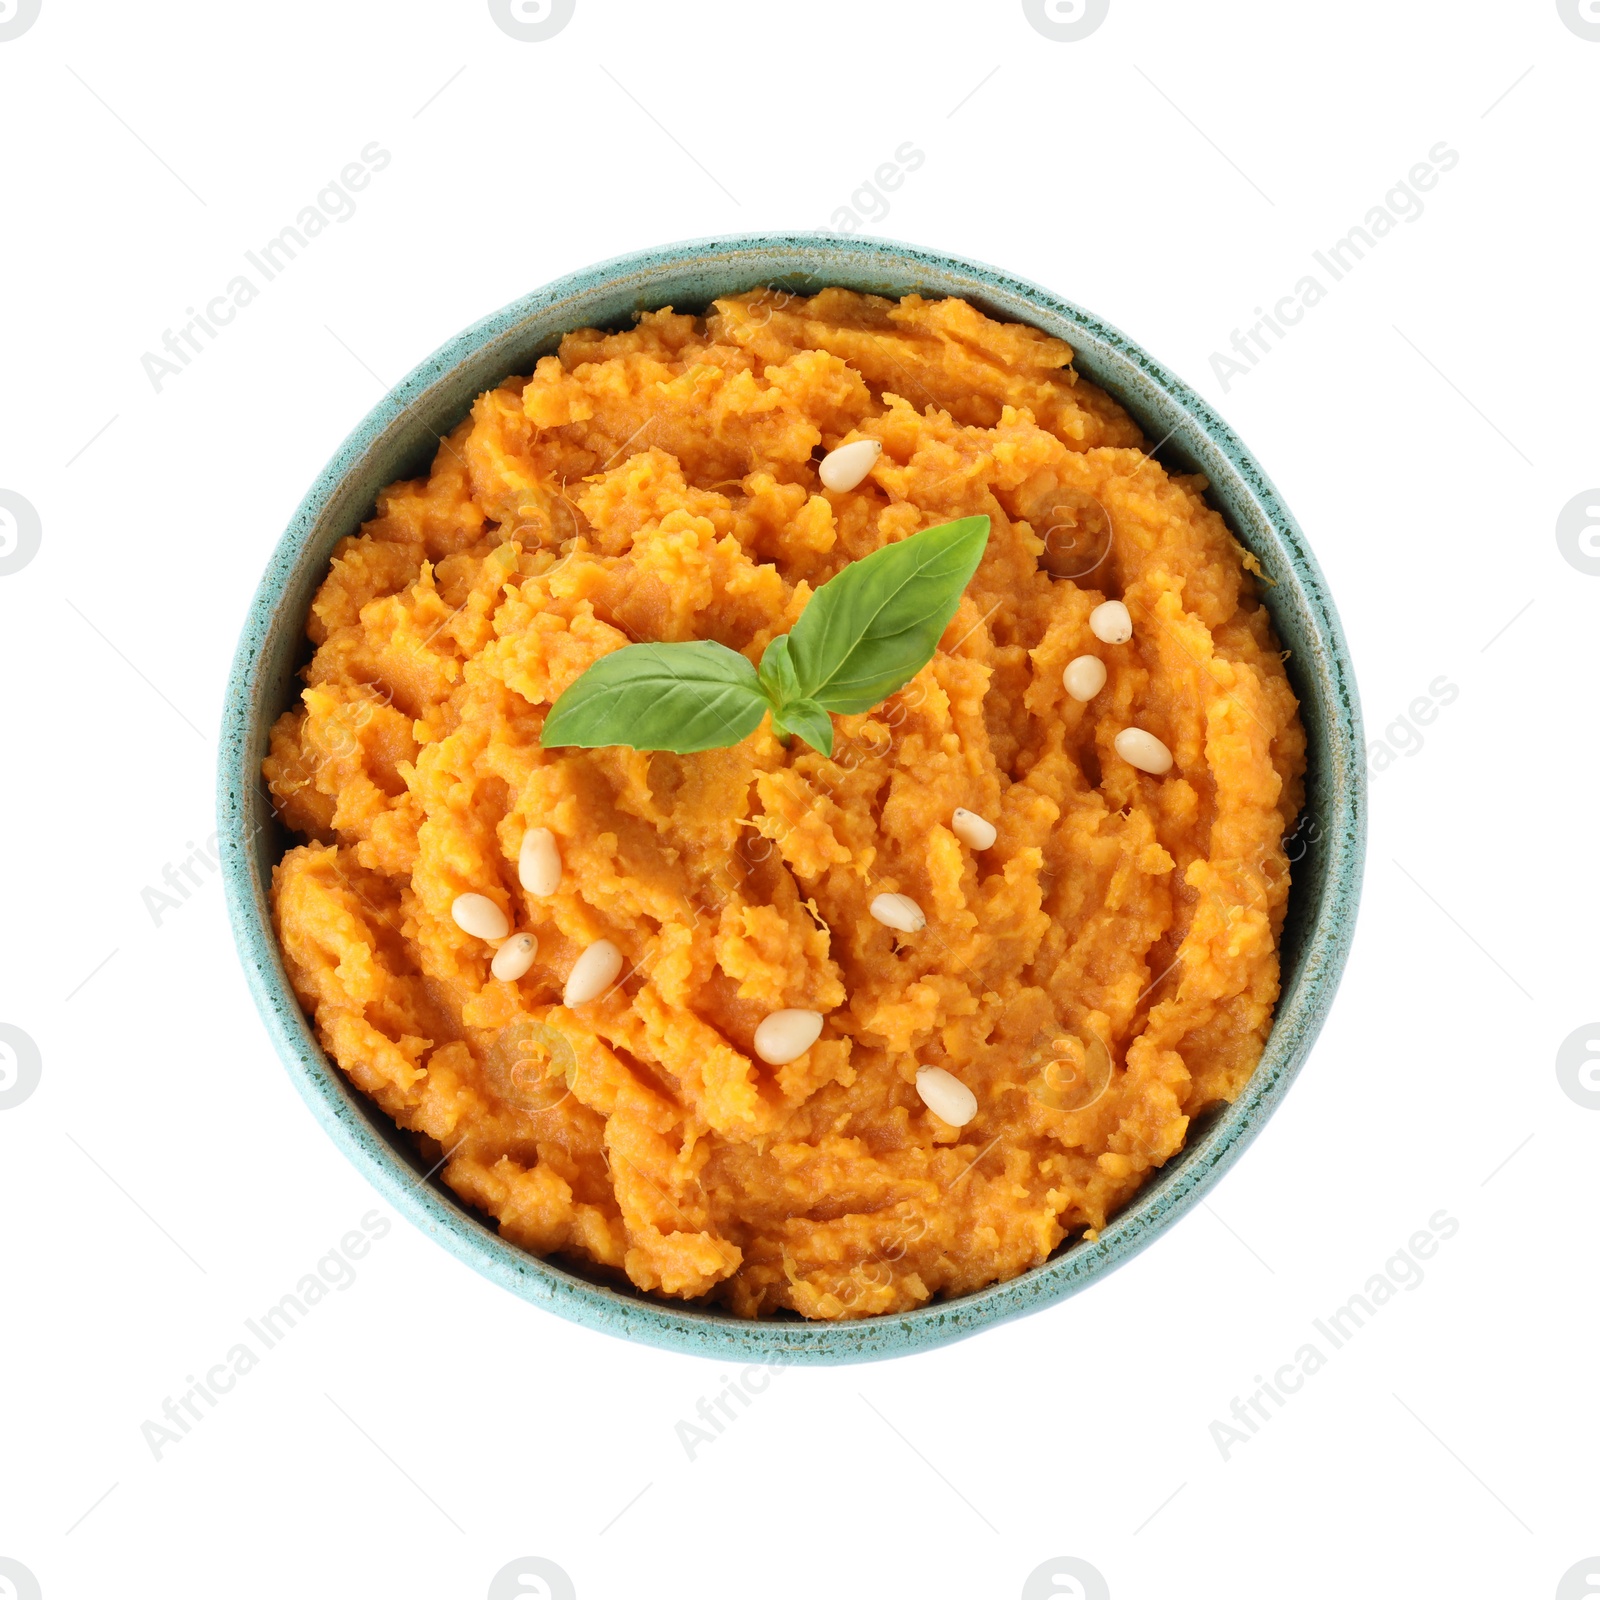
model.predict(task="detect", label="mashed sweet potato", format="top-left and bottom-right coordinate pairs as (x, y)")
top-left (265, 288), bottom-right (1305, 1319)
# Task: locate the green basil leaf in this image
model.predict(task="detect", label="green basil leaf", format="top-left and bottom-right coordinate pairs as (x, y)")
top-left (756, 631), bottom-right (801, 707)
top-left (784, 515), bottom-right (990, 714)
top-left (770, 697), bottom-right (834, 757)
top-left (537, 515), bottom-right (990, 757)
top-left (541, 640), bottom-right (770, 754)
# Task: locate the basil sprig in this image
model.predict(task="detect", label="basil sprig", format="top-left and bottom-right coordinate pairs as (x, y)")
top-left (541, 514), bottom-right (990, 757)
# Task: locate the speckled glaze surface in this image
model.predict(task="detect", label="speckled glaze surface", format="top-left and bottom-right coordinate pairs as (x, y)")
top-left (218, 234), bottom-right (1366, 1364)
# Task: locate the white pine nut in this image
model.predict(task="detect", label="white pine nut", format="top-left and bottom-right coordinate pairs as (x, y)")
top-left (752, 1009), bottom-right (824, 1066)
top-left (870, 892), bottom-right (926, 933)
top-left (518, 827), bottom-right (562, 896)
top-left (491, 932), bottom-right (537, 982)
top-left (452, 893), bottom-right (510, 941)
top-left (818, 438), bottom-right (882, 492)
top-left (951, 808), bottom-right (997, 850)
top-left (564, 938), bottom-right (623, 1006)
top-left (1114, 727), bottom-right (1173, 775)
top-left (1063, 655), bottom-right (1107, 702)
top-left (915, 1066), bottom-right (978, 1127)
top-left (1089, 600), bottom-right (1132, 644)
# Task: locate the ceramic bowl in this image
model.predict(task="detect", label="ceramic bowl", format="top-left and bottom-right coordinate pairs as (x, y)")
top-left (218, 233), bottom-right (1365, 1363)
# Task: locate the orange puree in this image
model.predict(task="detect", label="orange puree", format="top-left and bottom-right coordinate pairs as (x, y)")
top-left (265, 288), bottom-right (1306, 1319)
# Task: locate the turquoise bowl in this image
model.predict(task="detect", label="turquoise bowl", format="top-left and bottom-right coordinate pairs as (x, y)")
top-left (218, 234), bottom-right (1365, 1363)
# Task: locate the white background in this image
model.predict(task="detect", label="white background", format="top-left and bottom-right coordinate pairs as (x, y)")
top-left (2, 2), bottom-right (1596, 1597)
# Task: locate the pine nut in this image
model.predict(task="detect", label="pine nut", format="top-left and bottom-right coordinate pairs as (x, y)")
top-left (870, 892), bottom-right (925, 933)
top-left (951, 808), bottom-right (997, 850)
top-left (752, 1009), bottom-right (824, 1066)
top-left (818, 438), bottom-right (882, 492)
top-left (1089, 600), bottom-right (1132, 644)
top-left (564, 938), bottom-right (623, 1006)
top-left (491, 933), bottom-right (537, 982)
top-left (518, 827), bottom-right (562, 896)
top-left (915, 1066), bottom-right (977, 1127)
top-left (1114, 727), bottom-right (1173, 775)
top-left (452, 893), bottom-right (510, 941)
top-left (1063, 655), bottom-right (1107, 702)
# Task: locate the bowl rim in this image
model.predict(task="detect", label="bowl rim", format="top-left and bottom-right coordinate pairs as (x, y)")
top-left (218, 231), bottom-right (1366, 1364)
